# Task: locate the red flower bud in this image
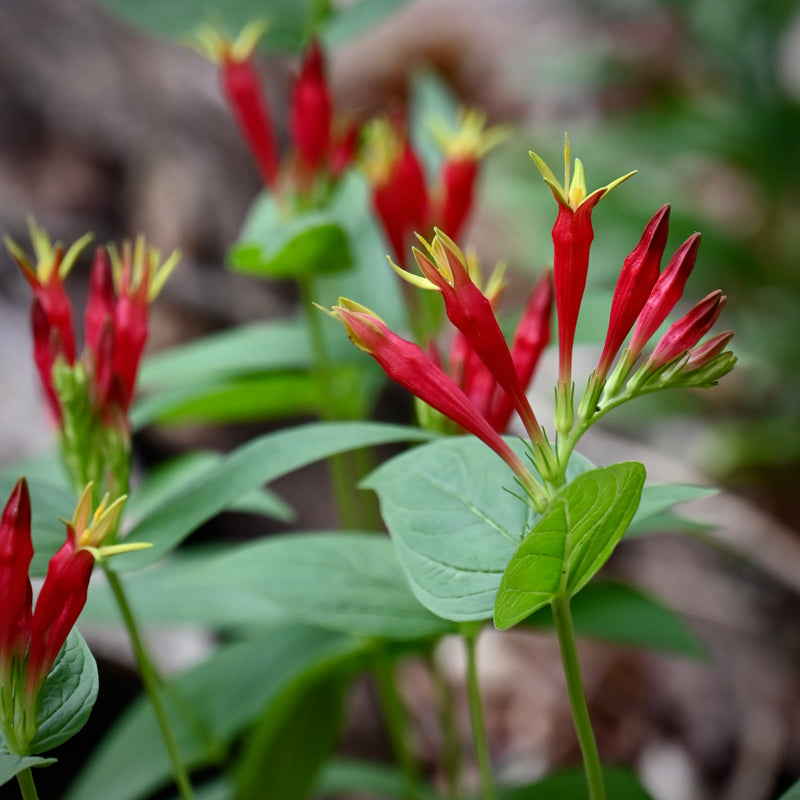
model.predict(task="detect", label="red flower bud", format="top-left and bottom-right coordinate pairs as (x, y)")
top-left (372, 140), bottom-right (430, 266)
top-left (683, 330), bottom-right (734, 373)
top-left (644, 290), bottom-right (727, 373)
top-left (488, 271), bottom-right (553, 432)
top-left (289, 40), bottom-right (332, 173)
top-left (0, 479), bottom-right (33, 680)
top-left (597, 205), bottom-right (670, 378)
top-left (628, 233), bottom-right (701, 361)
top-left (31, 300), bottom-right (67, 423)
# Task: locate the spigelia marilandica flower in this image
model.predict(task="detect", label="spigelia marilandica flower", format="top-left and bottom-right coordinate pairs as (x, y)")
top-left (0, 481), bottom-right (148, 753)
top-left (0, 479), bottom-right (33, 693)
top-left (324, 299), bottom-right (548, 508)
top-left (5, 221), bottom-right (93, 421)
top-left (394, 232), bottom-right (554, 467)
top-left (418, 253), bottom-right (553, 436)
top-left (194, 21), bottom-right (280, 189)
top-left (362, 111), bottom-right (504, 266)
top-left (195, 27), bottom-right (358, 199)
top-left (7, 224), bottom-right (179, 498)
top-left (362, 117), bottom-right (429, 267)
top-left (96, 237), bottom-right (180, 416)
top-left (530, 136), bottom-right (635, 434)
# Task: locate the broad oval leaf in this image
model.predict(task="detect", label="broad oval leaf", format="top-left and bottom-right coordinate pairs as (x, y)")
top-left (362, 437), bottom-right (593, 622)
top-left (188, 533), bottom-right (455, 640)
top-left (494, 462), bottom-right (645, 630)
top-left (0, 754), bottom-right (57, 788)
top-left (29, 630), bottom-right (99, 754)
top-left (118, 422), bottom-right (433, 571)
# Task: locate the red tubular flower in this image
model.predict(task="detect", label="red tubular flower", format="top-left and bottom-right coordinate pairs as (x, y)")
top-left (411, 232), bottom-right (546, 444)
top-left (221, 55), bottom-right (279, 189)
top-left (7, 222), bottom-right (93, 421)
top-left (328, 299), bottom-right (545, 505)
top-left (597, 205), bottom-right (670, 378)
top-left (194, 22), bottom-right (279, 189)
top-left (96, 238), bottom-right (180, 416)
top-left (24, 530), bottom-right (93, 701)
top-left (531, 143), bottom-right (635, 390)
top-left (643, 291), bottom-right (727, 374)
top-left (488, 272), bottom-right (553, 432)
top-left (370, 133), bottom-right (430, 266)
top-left (290, 40), bottom-right (332, 173)
top-left (31, 301), bottom-right (67, 422)
top-left (0, 479), bottom-right (33, 682)
top-left (439, 157), bottom-right (478, 242)
top-left (627, 233), bottom-right (701, 362)
top-left (432, 109), bottom-right (506, 242)
top-left (24, 486), bottom-right (128, 701)
top-left (330, 120), bottom-right (360, 179)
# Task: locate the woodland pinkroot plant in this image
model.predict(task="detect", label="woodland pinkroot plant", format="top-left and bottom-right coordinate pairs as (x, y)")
top-left (328, 137), bottom-right (735, 800)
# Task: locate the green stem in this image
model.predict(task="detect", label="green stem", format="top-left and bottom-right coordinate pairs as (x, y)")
top-left (372, 652), bottom-right (422, 800)
top-left (297, 275), bottom-right (360, 529)
top-left (105, 568), bottom-right (195, 800)
top-left (551, 594), bottom-right (605, 800)
top-left (15, 768), bottom-right (39, 800)
top-left (429, 653), bottom-right (462, 800)
top-left (463, 629), bottom-right (496, 800)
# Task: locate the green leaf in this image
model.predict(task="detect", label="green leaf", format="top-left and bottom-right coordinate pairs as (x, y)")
top-left (188, 533), bottom-right (456, 640)
top-left (234, 671), bottom-right (347, 800)
top-left (630, 483), bottom-right (717, 532)
top-left (90, 0), bottom-right (317, 52)
top-left (82, 550), bottom-right (286, 629)
top-left (324, 0), bottom-right (407, 44)
top-left (127, 452), bottom-right (293, 526)
top-left (29, 630), bottom-right (99, 754)
top-left (0, 471), bottom-right (75, 576)
top-left (119, 421), bottom-right (433, 571)
top-left (315, 758), bottom-right (439, 799)
top-left (132, 371), bottom-right (325, 427)
top-left (138, 319), bottom-right (312, 391)
top-left (494, 462), bottom-right (646, 630)
top-left (778, 779), bottom-right (800, 800)
top-left (64, 625), bottom-right (365, 800)
top-left (0, 754), bottom-right (57, 788)
top-left (499, 765), bottom-right (653, 799)
top-left (362, 437), bottom-right (593, 622)
top-left (524, 582), bottom-right (706, 658)
top-left (230, 198), bottom-right (353, 279)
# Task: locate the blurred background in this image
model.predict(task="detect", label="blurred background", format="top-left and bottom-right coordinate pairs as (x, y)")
top-left (1, 0), bottom-right (800, 798)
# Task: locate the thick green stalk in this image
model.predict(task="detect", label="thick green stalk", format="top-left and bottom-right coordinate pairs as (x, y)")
top-left (551, 594), bottom-right (605, 800)
top-left (463, 629), bottom-right (497, 800)
top-left (105, 568), bottom-right (195, 800)
top-left (372, 651), bottom-right (423, 800)
top-left (15, 768), bottom-right (39, 800)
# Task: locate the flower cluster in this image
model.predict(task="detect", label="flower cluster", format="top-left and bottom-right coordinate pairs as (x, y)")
top-left (328, 140), bottom-right (735, 499)
top-left (195, 24), bottom-right (358, 200)
top-left (529, 141), bottom-right (735, 436)
top-left (362, 111), bottom-right (505, 266)
top-left (0, 480), bottom-right (143, 754)
top-left (6, 223), bottom-right (179, 495)
top-left (327, 230), bottom-right (555, 507)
